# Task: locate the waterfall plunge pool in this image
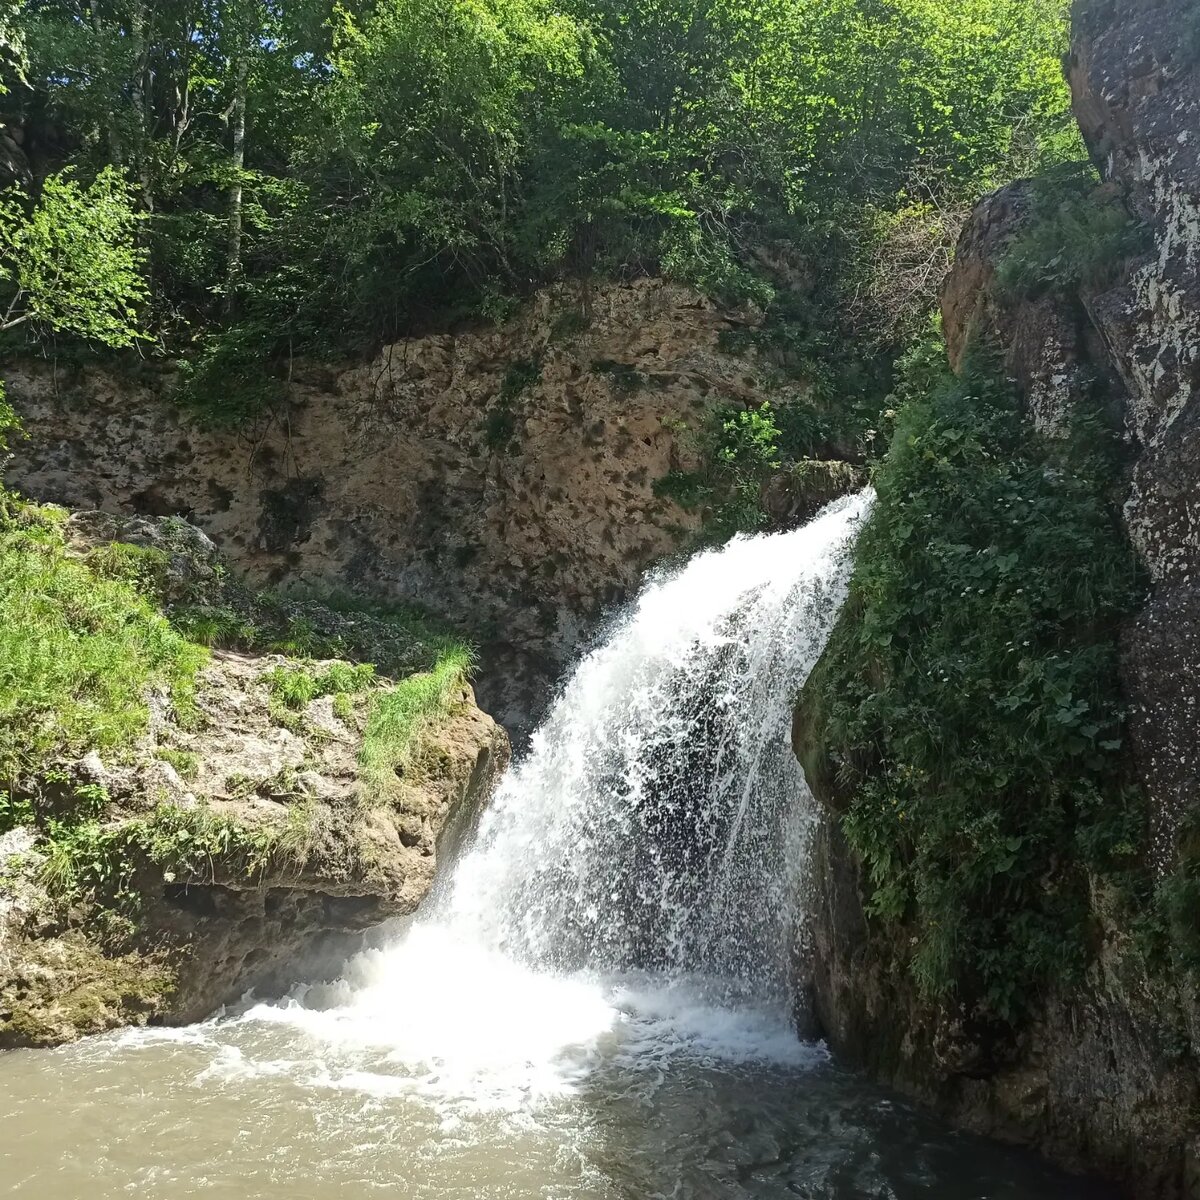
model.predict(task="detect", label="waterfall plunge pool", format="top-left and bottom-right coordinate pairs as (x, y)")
top-left (0, 495), bottom-right (1113, 1198)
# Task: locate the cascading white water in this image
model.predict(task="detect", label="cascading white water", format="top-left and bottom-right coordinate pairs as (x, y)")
top-left (443, 487), bottom-right (875, 1003)
top-left (254, 487), bottom-right (874, 1082)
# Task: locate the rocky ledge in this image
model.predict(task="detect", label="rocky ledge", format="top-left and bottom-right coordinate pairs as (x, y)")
top-left (0, 511), bottom-right (508, 1047)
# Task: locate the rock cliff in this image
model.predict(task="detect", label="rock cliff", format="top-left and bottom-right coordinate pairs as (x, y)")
top-left (801, 1), bottom-right (1200, 1194)
top-left (3, 279), bottom-right (769, 737)
top-left (0, 511), bottom-right (508, 1046)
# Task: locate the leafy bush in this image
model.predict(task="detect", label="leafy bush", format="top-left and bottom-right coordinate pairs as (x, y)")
top-left (996, 162), bottom-right (1151, 299)
top-left (654, 402), bottom-right (788, 537)
top-left (804, 349), bottom-right (1142, 1023)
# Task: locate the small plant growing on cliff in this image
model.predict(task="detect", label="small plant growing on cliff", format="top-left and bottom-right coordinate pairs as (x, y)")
top-left (0, 511), bottom-right (206, 786)
top-left (996, 162), bottom-right (1150, 299)
top-left (85, 542), bottom-right (171, 600)
top-left (653, 403), bottom-right (782, 537)
top-left (360, 641), bottom-right (474, 800)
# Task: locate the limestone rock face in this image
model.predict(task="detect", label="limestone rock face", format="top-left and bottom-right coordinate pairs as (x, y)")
top-left (1068, 0), bottom-right (1200, 864)
top-left (802, 2), bottom-right (1200, 1193)
top-left (3, 279), bottom-right (766, 736)
top-left (0, 515), bottom-right (509, 1047)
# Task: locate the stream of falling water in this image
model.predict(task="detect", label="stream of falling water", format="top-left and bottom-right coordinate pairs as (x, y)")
top-left (0, 493), bottom-right (1108, 1199)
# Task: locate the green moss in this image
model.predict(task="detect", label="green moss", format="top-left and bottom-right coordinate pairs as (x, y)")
top-left (802, 347), bottom-right (1142, 1024)
top-left (0, 933), bottom-right (176, 1048)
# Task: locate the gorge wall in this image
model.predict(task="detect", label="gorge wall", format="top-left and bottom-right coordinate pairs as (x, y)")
top-left (802, 1), bottom-right (1200, 1195)
top-left (3, 279), bottom-right (772, 737)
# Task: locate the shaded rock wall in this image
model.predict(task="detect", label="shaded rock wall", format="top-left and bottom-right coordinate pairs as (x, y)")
top-left (3, 280), bottom-right (768, 736)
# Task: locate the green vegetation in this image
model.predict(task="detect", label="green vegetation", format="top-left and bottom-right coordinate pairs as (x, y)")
top-left (264, 660), bottom-right (376, 711)
top-left (995, 162), bottom-right (1151, 299)
top-left (360, 641), bottom-right (475, 797)
top-left (0, 0), bottom-right (1076, 424)
top-left (0, 508), bottom-right (206, 790)
top-left (0, 165), bottom-right (146, 345)
top-left (38, 801), bottom-right (281, 912)
top-left (801, 345), bottom-right (1142, 1024)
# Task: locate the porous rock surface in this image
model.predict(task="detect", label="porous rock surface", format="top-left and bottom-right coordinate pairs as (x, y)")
top-left (3, 279), bottom-right (769, 736)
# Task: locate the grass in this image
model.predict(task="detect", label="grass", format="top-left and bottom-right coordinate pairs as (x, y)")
top-left (0, 508), bottom-right (206, 788)
top-left (359, 641), bottom-right (475, 798)
top-left (39, 802), bottom-right (282, 910)
top-left (0, 485), bottom-right (481, 918)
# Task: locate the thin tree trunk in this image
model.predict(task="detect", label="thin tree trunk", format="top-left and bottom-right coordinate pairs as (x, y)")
top-left (129, 0), bottom-right (154, 216)
top-left (89, 0), bottom-right (123, 164)
top-left (225, 51), bottom-right (249, 315)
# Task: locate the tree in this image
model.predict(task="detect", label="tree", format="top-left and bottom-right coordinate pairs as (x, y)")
top-left (0, 165), bottom-right (148, 345)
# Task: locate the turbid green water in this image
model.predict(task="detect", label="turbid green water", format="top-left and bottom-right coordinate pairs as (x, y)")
top-left (0, 929), bottom-right (1109, 1199)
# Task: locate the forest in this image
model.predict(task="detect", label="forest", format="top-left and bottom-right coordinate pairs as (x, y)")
top-left (0, 0), bottom-right (1075, 422)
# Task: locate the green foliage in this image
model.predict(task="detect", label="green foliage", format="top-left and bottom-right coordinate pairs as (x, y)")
top-left (807, 348), bottom-right (1141, 1023)
top-left (39, 802), bottom-right (280, 911)
top-left (0, 167), bottom-right (147, 345)
top-left (360, 641), bottom-right (474, 799)
top-left (0, 512), bottom-right (206, 787)
top-left (654, 402), bottom-right (786, 537)
top-left (154, 748), bottom-right (199, 780)
top-left (84, 542), bottom-right (170, 599)
top-left (5, 0), bottom-right (1074, 410)
top-left (996, 162), bottom-right (1151, 299)
top-left (264, 660), bottom-right (375, 712)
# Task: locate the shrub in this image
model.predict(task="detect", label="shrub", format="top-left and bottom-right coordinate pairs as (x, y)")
top-left (804, 349), bottom-right (1142, 1023)
top-left (996, 162), bottom-right (1151, 299)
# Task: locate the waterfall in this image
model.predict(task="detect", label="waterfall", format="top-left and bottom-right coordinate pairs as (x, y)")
top-left (443, 488), bottom-right (874, 1004)
top-left (249, 489), bottom-right (872, 1091)
top-left (0, 485), bottom-right (1097, 1200)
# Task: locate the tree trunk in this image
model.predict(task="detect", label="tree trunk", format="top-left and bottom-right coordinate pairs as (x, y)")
top-left (129, 0), bottom-right (154, 216)
top-left (225, 51), bottom-right (249, 315)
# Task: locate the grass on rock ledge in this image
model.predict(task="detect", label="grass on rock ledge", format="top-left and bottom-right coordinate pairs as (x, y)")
top-left (0, 502), bottom-right (206, 790)
top-left (0, 489), bottom-right (478, 914)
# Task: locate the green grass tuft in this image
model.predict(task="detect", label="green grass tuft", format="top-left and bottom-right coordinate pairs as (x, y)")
top-left (0, 515), bottom-right (207, 787)
top-left (359, 641), bottom-right (475, 799)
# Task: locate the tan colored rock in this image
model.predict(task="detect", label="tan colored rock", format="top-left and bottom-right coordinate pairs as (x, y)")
top-left (0, 513), bottom-right (510, 1047)
top-left (3, 279), bottom-right (768, 735)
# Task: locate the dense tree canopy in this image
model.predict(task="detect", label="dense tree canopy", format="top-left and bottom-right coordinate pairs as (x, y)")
top-left (0, 0), bottom-right (1075, 411)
